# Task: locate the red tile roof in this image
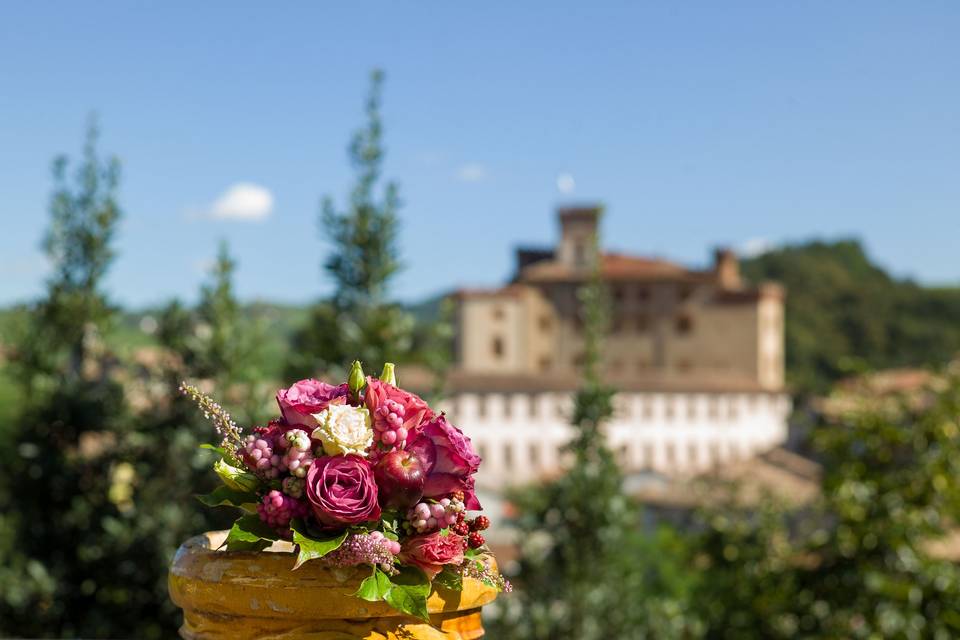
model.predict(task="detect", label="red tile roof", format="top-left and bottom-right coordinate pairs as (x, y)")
top-left (520, 252), bottom-right (701, 283)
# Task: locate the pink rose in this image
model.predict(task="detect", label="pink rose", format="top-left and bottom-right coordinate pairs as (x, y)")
top-left (306, 455), bottom-right (381, 526)
top-left (408, 416), bottom-right (483, 510)
top-left (277, 379), bottom-right (349, 427)
top-left (364, 377), bottom-right (434, 433)
top-left (399, 531), bottom-right (466, 579)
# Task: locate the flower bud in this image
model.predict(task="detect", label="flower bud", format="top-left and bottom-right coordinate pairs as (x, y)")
top-left (379, 362), bottom-right (397, 387)
top-left (348, 360), bottom-right (366, 398)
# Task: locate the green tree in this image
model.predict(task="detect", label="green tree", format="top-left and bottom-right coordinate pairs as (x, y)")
top-left (741, 240), bottom-right (960, 395)
top-left (0, 118), bottom-right (149, 637)
top-left (288, 70), bottom-right (414, 379)
top-left (157, 240), bottom-right (268, 420)
top-left (487, 219), bottom-right (700, 639)
top-left (690, 370), bottom-right (960, 638)
top-left (11, 118), bottom-right (121, 387)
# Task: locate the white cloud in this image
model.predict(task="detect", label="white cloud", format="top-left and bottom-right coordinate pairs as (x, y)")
top-left (556, 172), bottom-right (576, 195)
top-left (455, 163), bottom-right (488, 183)
top-left (739, 237), bottom-right (774, 258)
top-left (209, 183), bottom-right (274, 221)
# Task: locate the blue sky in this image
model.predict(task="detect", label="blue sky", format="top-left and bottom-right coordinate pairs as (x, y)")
top-left (1, 2), bottom-right (958, 307)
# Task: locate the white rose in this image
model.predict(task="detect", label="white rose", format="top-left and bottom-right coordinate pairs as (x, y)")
top-left (311, 405), bottom-right (373, 457)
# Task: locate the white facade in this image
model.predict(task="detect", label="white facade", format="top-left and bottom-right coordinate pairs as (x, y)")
top-left (440, 390), bottom-right (791, 489)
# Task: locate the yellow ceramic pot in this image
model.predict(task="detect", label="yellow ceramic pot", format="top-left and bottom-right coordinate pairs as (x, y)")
top-left (168, 531), bottom-right (498, 640)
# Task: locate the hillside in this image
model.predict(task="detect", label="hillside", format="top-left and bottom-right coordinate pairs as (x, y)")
top-left (741, 240), bottom-right (960, 394)
top-left (4, 242), bottom-right (958, 400)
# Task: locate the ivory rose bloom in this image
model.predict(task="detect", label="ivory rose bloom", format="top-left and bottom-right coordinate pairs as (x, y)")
top-left (311, 404), bottom-right (374, 457)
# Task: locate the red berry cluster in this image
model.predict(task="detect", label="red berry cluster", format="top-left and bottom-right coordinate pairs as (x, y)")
top-left (465, 516), bottom-right (488, 548)
top-left (450, 511), bottom-right (469, 536)
top-left (467, 531), bottom-right (485, 549)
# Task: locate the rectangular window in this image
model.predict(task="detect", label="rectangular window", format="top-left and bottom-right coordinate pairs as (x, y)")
top-left (708, 396), bottom-right (720, 419)
top-left (528, 443), bottom-right (540, 467)
top-left (641, 398), bottom-right (654, 420)
top-left (503, 443), bottom-right (513, 469)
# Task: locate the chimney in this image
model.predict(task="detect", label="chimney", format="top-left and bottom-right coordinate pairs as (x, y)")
top-left (557, 205), bottom-right (602, 270)
top-left (714, 247), bottom-right (742, 289)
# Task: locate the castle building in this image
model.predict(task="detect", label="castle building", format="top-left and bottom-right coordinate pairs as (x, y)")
top-left (438, 205), bottom-right (790, 489)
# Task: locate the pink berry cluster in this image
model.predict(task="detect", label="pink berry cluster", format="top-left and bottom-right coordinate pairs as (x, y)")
top-left (281, 429), bottom-right (314, 478)
top-left (372, 399), bottom-right (409, 450)
top-left (244, 426), bottom-right (314, 480)
top-left (407, 497), bottom-right (465, 533)
top-left (257, 490), bottom-right (308, 531)
top-left (245, 434), bottom-right (282, 478)
top-left (322, 531), bottom-right (400, 573)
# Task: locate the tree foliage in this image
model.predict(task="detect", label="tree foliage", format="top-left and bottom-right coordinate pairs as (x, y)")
top-left (742, 240), bottom-right (960, 395)
top-left (690, 371), bottom-right (960, 638)
top-left (287, 70), bottom-right (415, 379)
top-left (0, 118), bottom-right (155, 637)
top-left (0, 123), bottom-right (236, 639)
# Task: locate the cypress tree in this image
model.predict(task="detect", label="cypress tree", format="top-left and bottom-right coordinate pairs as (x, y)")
top-left (288, 70), bottom-right (414, 379)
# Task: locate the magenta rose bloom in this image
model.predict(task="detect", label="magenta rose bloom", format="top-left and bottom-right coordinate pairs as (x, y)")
top-left (306, 455), bottom-right (381, 526)
top-left (364, 377), bottom-right (434, 434)
top-left (408, 416), bottom-right (483, 510)
top-left (277, 379), bottom-right (349, 427)
top-left (399, 531), bottom-right (466, 579)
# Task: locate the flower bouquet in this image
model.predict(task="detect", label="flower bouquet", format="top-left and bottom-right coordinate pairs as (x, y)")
top-left (180, 361), bottom-right (509, 622)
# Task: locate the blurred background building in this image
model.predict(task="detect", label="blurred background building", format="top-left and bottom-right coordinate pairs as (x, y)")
top-left (438, 206), bottom-right (790, 489)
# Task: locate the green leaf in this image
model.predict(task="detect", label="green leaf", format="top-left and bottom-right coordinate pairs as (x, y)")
top-left (224, 514), bottom-right (279, 551)
top-left (356, 566), bottom-right (392, 602)
top-left (196, 485), bottom-right (259, 511)
top-left (433, 566), bottom-right (463, 592)
top-left (385, 565), bottom-right (431, 621)
top-left (200, 443), bottom-right (227, 456)
top-left (214, 458), bottom-right (260, 493)
top-left (290, 521), bottom-right (348, 569)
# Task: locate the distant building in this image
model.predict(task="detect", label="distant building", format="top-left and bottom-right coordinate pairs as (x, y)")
top-left (439, 205), bottom-right (791, 488)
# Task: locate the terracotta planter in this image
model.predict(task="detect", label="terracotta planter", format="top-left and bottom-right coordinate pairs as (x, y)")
top-left (168, 531), bottom-right (499, 639)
